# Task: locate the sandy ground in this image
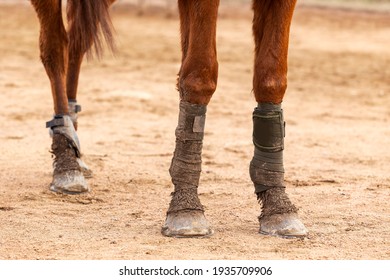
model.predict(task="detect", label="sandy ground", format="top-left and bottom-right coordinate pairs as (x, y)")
top-left (0, 3), bottom-right (389, 260)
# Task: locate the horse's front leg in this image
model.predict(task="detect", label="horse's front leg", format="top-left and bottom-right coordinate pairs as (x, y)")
top-left (162, 0), bottom-right (219, 237)
top-left (31, 0), bottom-right (88, 193)
top-left (251, 0), bottom-right (307, 238)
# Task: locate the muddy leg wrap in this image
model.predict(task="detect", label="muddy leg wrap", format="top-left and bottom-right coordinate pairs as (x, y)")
top-left (250, 103), bottom-right (285, 193)
top-left (168, 101), bottom-right (206, 214)
top-left (46, 114), bottom-right (81, 157)
top-left (46, 114), bottom-right (88, 193)
top-left (250, 103), bottom-right (298, 217)
top-left (250, 104), bottom-right (307, 237)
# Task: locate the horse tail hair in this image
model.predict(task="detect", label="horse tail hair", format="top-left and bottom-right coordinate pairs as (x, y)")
top-left (67, 0), bottom-right (115, 58)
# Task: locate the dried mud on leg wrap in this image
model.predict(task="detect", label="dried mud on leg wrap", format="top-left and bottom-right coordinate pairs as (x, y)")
top-left (168, 101), bottom-right (207, 214)
top-left (47, 115), bottom-right (88, 193)
top-left (250, 103), bottom-right (297, 216)
top-left (162, 101), bottom-right (212, 237)
top-left (249, 104), bottom-right (307, 237)
top-left (51, 133), bottom-right (82, 175)
top-left (258, 188), bottom-right (297, 218)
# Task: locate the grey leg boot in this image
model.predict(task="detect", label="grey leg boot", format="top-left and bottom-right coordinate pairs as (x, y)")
top-left (47, 114), bottom-right (89, 194)
top-left (250, 103), bottom-right (307, 238)
top-left (68, 99), bottom-right (92, 178)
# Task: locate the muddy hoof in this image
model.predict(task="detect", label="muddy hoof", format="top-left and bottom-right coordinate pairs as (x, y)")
top-left (162, 211), bottom-right (213, 238)
top-left (259, 213), bottom-right (308, 238)
top-left (50, 170), bottom-right (89, 194)
top-left (77, 158), bottom-right (93, 178)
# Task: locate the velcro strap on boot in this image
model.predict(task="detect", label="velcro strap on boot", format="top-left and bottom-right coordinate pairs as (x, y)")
top-left (68, 99), bottom-right (82, 113)
top-left (175, 101), bottom-right (207, 141)
top-left (46, 114), bottom-right (81, 157)
top-left (68, 99), bottom-right (82, 126)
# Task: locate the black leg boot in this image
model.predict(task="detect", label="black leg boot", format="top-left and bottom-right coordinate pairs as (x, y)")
top-left (250, 103), bottom-right (307, 238)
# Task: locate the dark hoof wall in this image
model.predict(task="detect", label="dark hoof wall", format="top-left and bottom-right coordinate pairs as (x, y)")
top-left (50, 170), bottom-right (89, 194)
top-left (259, 213), bottom-right (308, 239)
top-left (162, 211), bottom-right (213, 238)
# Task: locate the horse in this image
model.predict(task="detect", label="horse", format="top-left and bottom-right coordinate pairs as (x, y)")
top-left (30, 0), bottom-right (308, 238)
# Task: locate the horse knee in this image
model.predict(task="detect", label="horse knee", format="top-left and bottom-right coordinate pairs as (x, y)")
top-left (178, 61), bottom-right (218, 105)
top-left (254, 74), bottom-right (287, 104)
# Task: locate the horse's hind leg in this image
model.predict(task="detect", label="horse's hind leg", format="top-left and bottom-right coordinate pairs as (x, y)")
top-left (66, 0), bottom-right (116, 130)
top-left (66, 3), bottom-right (95, 178)
top-left (162, 0), bottom-right (219, 237)
top-left (65, 31), bottom-right (94, 179)
top-left (251, 0), bottom-right (307, 237)
top-left (31, 0), bottom-right (88, 193)
top-left (65, 0), bottom-right (116, 178)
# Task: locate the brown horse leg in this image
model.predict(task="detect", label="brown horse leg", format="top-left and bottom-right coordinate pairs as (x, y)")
top-left (251, 0), bottom-right (307, 237)
top-left (66, 0), bottom-right (115, 178)
top-left (66, 0), bottom-right (116, 118)
top-left (31, 0), bottom-right (88, 193)
top-left (65, 26), bottom-right (94, 179)
top-left (66, 0), bottom-right (116, 129)
top-left (162, 0), bottom-right (219, 237)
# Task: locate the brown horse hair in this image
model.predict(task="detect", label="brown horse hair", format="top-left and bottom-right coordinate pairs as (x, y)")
top-left (67, 0), bottom-right (116, 59)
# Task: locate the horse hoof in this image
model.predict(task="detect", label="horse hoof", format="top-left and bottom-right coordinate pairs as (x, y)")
top-left (259, 213), bottom-right (308, 238)
top-left (50, 170), bottom-right (89, 194)
top-left (77, 158), bottom-right (93, 178)
top-left (162, 211), bottom-right (213, 238)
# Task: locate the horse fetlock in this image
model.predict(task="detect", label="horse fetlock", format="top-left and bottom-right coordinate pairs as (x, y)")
top-left (249, 161), bottom-right (284, 193)
top-left (167, 188), bottom-right (204, 213)
top-left (169, 150), bottom-right (204, 213)
top-left (257, 187), bottom-right (298, 218)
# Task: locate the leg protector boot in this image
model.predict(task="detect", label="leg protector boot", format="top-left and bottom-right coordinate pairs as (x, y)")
top-left (68, 99), bottom-right (93, 178)
top-left (250, 103), bottom-right (307, 238)
top-left (168, 101), bottom-right (206, 213)
top-left (250, 103), bottom-right (285, 194)
top-left (47, 114), bottom-right (88, 193)
top-left (162, 101), bottom-right (212, 237)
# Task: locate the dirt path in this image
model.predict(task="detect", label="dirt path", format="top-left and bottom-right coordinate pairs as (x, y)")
top-left (0, 3), bottom-right (389, 260)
